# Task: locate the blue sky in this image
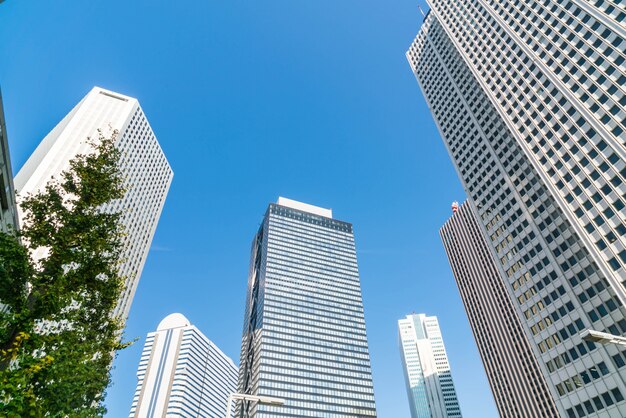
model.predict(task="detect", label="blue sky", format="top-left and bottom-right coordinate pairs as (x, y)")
top-left (1, 1), bottom-right (498, 417)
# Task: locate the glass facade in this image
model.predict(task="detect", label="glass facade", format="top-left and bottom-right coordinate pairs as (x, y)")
top-left (398, 314), bottom-right (462, 418)
top-left (237, 198), bottom-right (377, 417)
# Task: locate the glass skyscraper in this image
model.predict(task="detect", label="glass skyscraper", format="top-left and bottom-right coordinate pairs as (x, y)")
top-left (408, 1), bottom-right (626, 416)
top-left (398, 313), bottom-right (462, 418)
top-left (237, 197), bottom-right (377, 418)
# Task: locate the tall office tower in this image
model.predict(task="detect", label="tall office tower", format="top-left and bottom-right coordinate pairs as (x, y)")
top-left (408, 1), bottom-right (626, 416)
top-left (398, 313), bottom-right (462, 418)
top-left (14, 87), bottom-right (173, 320)
top-left (237, 197), bottom-right (377, 418)
top-left (129, 313), bottom-right (239, 418)
top-left (0, 88), bottom-right (19, 232)
top-left (441, 201), bottom-right (559, 417)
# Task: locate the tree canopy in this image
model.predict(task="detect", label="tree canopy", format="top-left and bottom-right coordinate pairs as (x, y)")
top-left (0, 131), bottom-right (130, 417)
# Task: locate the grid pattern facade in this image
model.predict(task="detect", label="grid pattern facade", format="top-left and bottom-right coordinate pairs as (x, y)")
top-left (129, 313), bottom-right (238, 418)
top-left (14, 87), bottom-right (173, 320)
top-left (407, 2), bottom-right (626, 417)
top-left (237, 200), bottom-right (377, 417)
top-left (441, 201), bottom-right (559, 417)
top-left (0, 88), bottom-right (18, 232)
top-left (399, 314), bottom-right (462, 418)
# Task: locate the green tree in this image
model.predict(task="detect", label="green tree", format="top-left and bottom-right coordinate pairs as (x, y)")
top-left (0, 131), bottom-right (130, 417)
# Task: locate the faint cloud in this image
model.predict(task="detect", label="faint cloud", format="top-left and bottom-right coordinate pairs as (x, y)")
top-left (357, 249), bottom-right (392, 255)
top-left (150, 245), bottom-right (173, 252)
top-left (357, 248), bottom-right (418, 255)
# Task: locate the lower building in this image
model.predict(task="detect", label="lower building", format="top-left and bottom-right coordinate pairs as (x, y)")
top-left (398, 313), bottom-right (462, 418)
top-left (129, 313), bottom-right (238, 418)
top-left (440, 201), bottom-right (559, 417)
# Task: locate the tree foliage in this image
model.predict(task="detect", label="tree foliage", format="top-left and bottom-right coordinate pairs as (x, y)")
top-left (0, 131), bottom-right (129, 416)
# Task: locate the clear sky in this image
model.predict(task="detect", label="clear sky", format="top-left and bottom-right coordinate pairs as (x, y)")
top-left (1, 1), bottom-right (498, 417)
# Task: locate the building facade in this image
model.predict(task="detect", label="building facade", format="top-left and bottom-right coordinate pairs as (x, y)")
top-left (14, 87), bottom-right (173, 320)
top-left (129, 313), bottom-right (238, 418)
top-left (398, 313), bottom-right (462, 418)
top-left (237, 197), bottom-right (377, 417)
top-left (408, 1), bottom-right (626, 417)
top-left (441, 201), bottom-right (559, 417)
top-left (0, 87), bottom-right (19, 232)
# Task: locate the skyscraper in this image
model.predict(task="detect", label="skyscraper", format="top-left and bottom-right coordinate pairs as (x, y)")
top-left (237, 197), bottom-right (377, 418)
top-left (14, 87), bottom-right (173, 320)
top-left (129, 313), bottom-right (238, 418)
top-left (0, 87), bottom-right (19, 232)
top-left (398, 313), bottom-right (462, 418)
top-left (408, 1), bottom-right (626, 416)
top-left (441, 201), bottom-right (558, 417)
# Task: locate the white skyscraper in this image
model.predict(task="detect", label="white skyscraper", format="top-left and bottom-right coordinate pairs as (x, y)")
top-left (129, 313), bottom-right (238, 418)
top-left (408, 0), bottom-right (626, 415)
top-left (14, 87), bottom-right (173, 320)
top-left (398, 313), bottom-right (462, 418)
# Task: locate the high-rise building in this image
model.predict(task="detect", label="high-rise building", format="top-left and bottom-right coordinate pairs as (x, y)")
top-left (14, 87), bottom-right (173, 320)
top-left (441, 201), bottom-right (558, 417)
top-left (237, 197), bottom-right (377, 418)
top-left (0, 87), bottom-right (19, 232)
top-left (129, 313), bottom-right (238, 418)
top-left (408, 1), bottom-right (626, 416)
top-left (398, 313), bottom-right (462, 418)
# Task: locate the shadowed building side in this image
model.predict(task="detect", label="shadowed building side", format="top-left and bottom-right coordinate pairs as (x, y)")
top-left (0, 88), bottom-right (18, 233)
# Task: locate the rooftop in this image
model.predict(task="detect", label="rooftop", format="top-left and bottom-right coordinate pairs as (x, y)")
top-left (276, 197), bottom-right (333, 218)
